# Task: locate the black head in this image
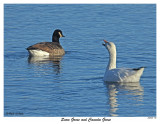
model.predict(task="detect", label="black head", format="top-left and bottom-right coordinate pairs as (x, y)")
top-left (52, 29), bottom-right (65, 42)
top-left (53, 29), bottom-right (65, 38)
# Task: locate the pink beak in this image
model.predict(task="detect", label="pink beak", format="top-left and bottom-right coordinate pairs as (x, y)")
top-left (103, 39), bottom-right (108, 43)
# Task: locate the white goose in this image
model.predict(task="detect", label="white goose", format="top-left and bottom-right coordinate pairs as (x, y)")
top-left (103, 40), bottom-right (145, 83)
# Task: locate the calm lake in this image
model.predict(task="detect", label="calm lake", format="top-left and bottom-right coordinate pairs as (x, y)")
top-left (4, 4), bottom-right (156, 117)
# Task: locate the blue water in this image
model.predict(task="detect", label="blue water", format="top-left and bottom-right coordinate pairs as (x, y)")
top-left (4, 4), bottom-right (156, 117)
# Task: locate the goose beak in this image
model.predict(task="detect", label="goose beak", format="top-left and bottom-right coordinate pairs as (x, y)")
top-left (102, 39), bottom-right (108, 46)
top-left (103, 39), bottom-right (108, 43)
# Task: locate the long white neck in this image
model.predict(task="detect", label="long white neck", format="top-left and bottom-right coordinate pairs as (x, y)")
top-left (107, 48), bottom-right (116, 70)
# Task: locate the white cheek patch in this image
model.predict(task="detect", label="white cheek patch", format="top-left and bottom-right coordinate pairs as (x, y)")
top-left (58, 32), bottom-right (63, 37)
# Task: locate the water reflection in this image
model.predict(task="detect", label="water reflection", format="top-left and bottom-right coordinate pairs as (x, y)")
top-left (104, 82), bottom-right (144, 117)
top-left (28, 56), bottom-right (63, 75)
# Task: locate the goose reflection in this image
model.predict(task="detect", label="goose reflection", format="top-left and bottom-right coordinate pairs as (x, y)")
top-left (28, 56), bottom-right (63, 75)
top-left (104, 81), bottom-right (144, 117)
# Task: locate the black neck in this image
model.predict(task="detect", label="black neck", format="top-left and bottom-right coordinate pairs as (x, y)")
top-left (52, 36), bottom-right (60, 43)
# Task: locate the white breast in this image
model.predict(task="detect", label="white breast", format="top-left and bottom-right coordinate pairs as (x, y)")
top-left (28, 50), bottom-right (49, 56)
top-left (103, 68), bottom-right (144, 83)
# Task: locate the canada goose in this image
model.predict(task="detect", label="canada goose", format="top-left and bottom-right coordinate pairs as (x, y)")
top-left (27, 29), bottom-right (65, 56)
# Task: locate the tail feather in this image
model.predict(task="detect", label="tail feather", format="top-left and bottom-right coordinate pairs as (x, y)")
top-left (132, 67), bottom-right (146, 71)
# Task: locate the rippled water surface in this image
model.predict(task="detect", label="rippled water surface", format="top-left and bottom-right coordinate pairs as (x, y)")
top-left (4, 4), bottom-right (156, 117)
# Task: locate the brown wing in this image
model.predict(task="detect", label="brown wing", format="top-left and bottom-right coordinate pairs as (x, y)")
top-left (27, 42), bottom-right (62, 52)
top-left (27, 42), bottom-right (65, 55)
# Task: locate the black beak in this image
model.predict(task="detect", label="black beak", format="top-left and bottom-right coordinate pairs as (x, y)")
top-left (102, 43), bottom-right (105, 46)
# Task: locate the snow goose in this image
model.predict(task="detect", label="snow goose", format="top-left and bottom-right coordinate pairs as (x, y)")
top-left (102, 40), bottom-right (145, 83)
top-left (27, 29), bottom-right (65, 56)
